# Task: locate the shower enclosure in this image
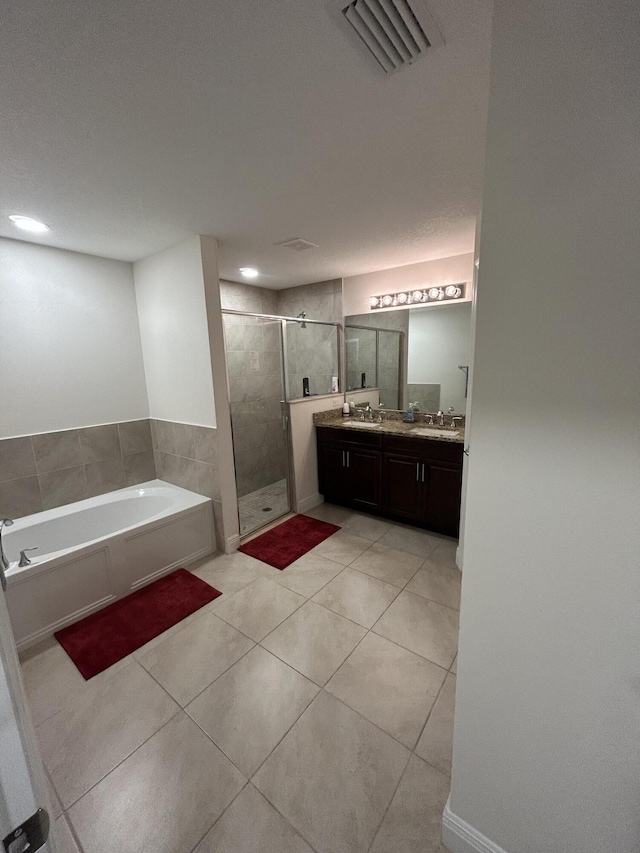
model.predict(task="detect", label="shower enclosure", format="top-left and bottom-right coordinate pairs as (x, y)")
top-left (222, 310), bottom-right (340, 537)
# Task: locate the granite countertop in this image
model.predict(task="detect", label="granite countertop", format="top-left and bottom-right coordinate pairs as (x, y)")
top-left (313, 408), bottom-right (465, 444)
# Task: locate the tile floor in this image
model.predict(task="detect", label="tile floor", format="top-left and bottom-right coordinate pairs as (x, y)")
top-left (20, 503), bottom-right (460, 853)
top-left (238, 478), bottom-right (289, 535)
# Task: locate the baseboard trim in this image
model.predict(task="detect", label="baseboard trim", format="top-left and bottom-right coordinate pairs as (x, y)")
top-left (225, 533), bottom-right (241, 554)
top-left (442, 798), bottom-right (509, 853)
top-left (296, 493), bottom-right (324, 514)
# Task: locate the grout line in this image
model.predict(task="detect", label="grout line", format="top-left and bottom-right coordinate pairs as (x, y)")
top-left (184, 781), bottom-right (251, 853)
top-left (60, 707), bottom-right (183, 813)
top-left (61, 811), bottom-right (86, 853)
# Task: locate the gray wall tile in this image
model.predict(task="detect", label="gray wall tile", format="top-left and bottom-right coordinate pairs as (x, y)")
top-left (79, 424), bottom-right (121, 464)
top-left (123, 452), bottom-right (156, 486)
top-left (119, 420), bottom-right (153, 456)
top-left (39, 467), bottom-right (87, 510)
top-left (0, 437), bottom-right (36, 483)
top-left (155, 421), bottom-right (176, 454)
top-left (193, 426), bottom-right (218, 466)
top-left (174, 423), bottom-right (195, 459)
top-left (32, 430), bottom-right (83, 474)
top-left (85, 458), bottom-right (125, 498)
top-left (196, 463), bottom-right (221, 501)
top-left (0, 476), bottom-right (42, 519)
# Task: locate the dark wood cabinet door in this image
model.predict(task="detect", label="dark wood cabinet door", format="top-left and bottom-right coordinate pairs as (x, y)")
top-left (423, 463), bottom-right (462, 537)
top-left (348, 447), bottom-right (382, 511)
top-left (382, 453), bottom-right (424, 524)
top-left (318, 443), bottom-right (347, 502)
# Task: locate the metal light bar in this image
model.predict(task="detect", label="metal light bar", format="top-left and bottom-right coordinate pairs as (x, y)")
top-left (369, 282), bottom-right (466, 309)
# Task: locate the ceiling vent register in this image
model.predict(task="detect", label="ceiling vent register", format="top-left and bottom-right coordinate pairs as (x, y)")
top-left (330, 0), bottom-right (444, 75)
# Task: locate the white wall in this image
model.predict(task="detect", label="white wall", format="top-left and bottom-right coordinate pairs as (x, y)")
top-left (290, 389), bottom-right (379, 513)
top-left (342, 253), bottom-right (474, 317)
top-left (0, 238), bottom-right (149, 438)
top-left (407, 303), bottom-right (471, 414)
top-left (448, 2), bottom-right (640, 852)
top-left (134, 236), bottom-right (216, 427)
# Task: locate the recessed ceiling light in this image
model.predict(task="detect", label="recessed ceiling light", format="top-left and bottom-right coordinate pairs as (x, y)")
top-left (239, 267), bottom-right (259, 279)
top-left (9, 215), bottom-right (50, 233)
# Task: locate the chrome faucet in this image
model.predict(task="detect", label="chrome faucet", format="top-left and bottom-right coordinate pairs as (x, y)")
top-left (0, 519), bottom-right (14, 571)
top-left (452, 416), bottom-right (464, 429)
top-left (437, 410), bottom-right (445, 426)
top-left (364, 404), bottom-right (374, 422)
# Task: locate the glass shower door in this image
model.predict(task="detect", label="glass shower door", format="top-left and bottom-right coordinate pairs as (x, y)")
top-left (223, 313), bottom-right (291, 536)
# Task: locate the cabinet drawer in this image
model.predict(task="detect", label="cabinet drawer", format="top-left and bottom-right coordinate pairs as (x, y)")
top-left (383, 435), bottom-right (463, 465)
top-left (316, 426), bottom-right (383, 450)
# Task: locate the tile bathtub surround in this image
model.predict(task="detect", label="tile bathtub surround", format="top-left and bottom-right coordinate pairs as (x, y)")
top-left (0, 420), bottom-right (156, 518)
top-left (150, 419), bottom-right (223, 546)
top-left (151, 420), bottom-right (219, 499)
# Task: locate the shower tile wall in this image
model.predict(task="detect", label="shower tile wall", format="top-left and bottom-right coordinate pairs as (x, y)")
top-left (277, 279), bottom-right (342, 398)
top-left (0, 421), bottom-right (156, 518)
top-left (220, 281), bottom-right (286, 499)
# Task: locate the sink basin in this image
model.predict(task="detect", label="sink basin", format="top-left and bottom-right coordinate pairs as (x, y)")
top-left (343, 420), bottom-right (382, 429)
top-left (411, 427), bottom-right (460, 438)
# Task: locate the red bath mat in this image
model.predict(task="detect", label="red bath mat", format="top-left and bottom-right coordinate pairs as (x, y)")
top-left (55, 569), bottom-right (221, 679)
top-left (238, 514), bottom-right (340, 570)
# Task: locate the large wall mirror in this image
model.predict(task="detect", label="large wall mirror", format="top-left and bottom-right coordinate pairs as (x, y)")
top-left (345, 301), bottom-right (472, 414)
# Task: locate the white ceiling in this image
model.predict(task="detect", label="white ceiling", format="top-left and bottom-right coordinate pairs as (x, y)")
top-left (0, 0), bottom-right (492, 288)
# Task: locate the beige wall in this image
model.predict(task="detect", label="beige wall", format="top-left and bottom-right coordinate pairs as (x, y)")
top-left (342, 254), bottom-right (474, 318)
top-left (447, 1), bottom-right (640, 851)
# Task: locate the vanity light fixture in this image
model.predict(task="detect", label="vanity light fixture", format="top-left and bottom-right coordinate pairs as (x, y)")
top-left (369, 283), bottom-right (465, 310)
top-left (239, 267), bottom-right (259, 279)
top-left (8, 214), bottom-right (50, 233)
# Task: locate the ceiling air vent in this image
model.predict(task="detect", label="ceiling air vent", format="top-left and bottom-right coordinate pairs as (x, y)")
top-left (330, 0), bottom-right (444, 75)
top-left (276, 238), bottom-right (319, 252)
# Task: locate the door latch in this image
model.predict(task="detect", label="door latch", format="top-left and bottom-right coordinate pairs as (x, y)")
top-left (3, 809), bottom-right (50, 853)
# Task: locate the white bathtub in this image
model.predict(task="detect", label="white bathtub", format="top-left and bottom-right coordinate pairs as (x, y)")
top-left (4, 480), bottom-right (215, 650)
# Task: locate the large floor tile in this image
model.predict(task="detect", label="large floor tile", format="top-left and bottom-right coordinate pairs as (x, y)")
top-left (54, 815), bottom-right (81, 853)
top-left (378, 524), bottom-right (437, 560)
top-left (326, 632), bottom-right (446, 748)
top-left (373, 591), bottom-right (459, 668)
top-left (309, 529), bottom-right (371, 566)
top-left (136, 611), bottom-right (254, 706)
top-left (303, 502), bottom-right (353, 525)
top-left (275, 552), bottom-right (344, 598)
top-left (187, 646), bottom-right (318, 776)
top-left (312, 568), bottom-right (398, 628)
top-left (68, 713), bottom-right (245, 853)
top-left (369, 755), bottom-right (450, 853)
top-left (37, 660), bottom-right (178, 808)
top-left (415, 673), bottom-right (456, 776)
top-left (261, 600), bottom-right (366, 686)
top-left (339, 512), bottom-right (393, 542)
top-left (254, 691), bottom-right (409, 853)
top-left (405, 558), bottom-right (462, 610)
top-left (190, 551), bottom-right (274, 595)
top-left (429, 537), bottom-right (459, 567)
top-left (349, 541), bottom-right (423, 588)
top-left (213, 577), bottom-right (305, 641)
top-left (20, 637), bottom-right (128, 726)
top-left (194, 784), bottom-right (314, 853)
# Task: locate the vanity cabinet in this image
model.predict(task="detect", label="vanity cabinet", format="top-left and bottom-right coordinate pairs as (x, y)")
top-left (316, 427), bottom-right (463, 537)
top-left (316, 428), bottom-right (382, 512)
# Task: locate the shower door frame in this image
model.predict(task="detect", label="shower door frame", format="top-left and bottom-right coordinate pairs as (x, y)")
top-left (222, 309), bottom-right (343, 536)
